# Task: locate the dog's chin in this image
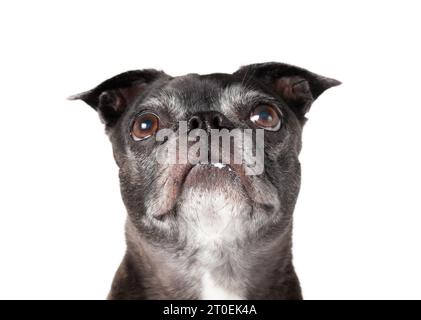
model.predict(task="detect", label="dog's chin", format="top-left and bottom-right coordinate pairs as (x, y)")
top-left (176, 163), bottom-right (251, 212)
top-left (184, 163), bottom-right (280, 213)
top-left (173, 164), bottom-right (251, 238)
top-left (146, 162), bottom-right (280, 220)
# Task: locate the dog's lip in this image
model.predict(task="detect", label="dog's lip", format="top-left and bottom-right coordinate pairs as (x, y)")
top-left (187, 162), bottom-right (234, 172)
top-left (181, 162), bottom-right (254, 198)
top-left (182, 162), bottom-right (238, 182)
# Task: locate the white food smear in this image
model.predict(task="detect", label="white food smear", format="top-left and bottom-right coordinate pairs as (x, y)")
top-left (211, 162), bottom-right (232, 171)
top-left (212, 162), bottom-right (226, 169)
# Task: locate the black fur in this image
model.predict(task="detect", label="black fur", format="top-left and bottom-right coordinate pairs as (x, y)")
top-left (70, 62), bottom-right (340, 299)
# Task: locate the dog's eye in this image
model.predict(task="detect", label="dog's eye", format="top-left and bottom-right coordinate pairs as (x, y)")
top-left (131, 112), bottom-right (159, 141)
top-left (250, 104), bottom-right (281, 131)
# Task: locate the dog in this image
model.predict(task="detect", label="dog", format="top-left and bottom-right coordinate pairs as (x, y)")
top-left (69, 62), bottom-right (340, 299)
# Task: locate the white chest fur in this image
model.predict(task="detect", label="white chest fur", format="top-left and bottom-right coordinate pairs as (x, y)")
top-left (200, 271), bottom-right (244, 300)
top-left (178, 187), bottom-right (251, 300)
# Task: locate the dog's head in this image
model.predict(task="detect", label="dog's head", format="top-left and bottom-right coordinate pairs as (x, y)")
top-left (70, 62), bottom-right (340, 246)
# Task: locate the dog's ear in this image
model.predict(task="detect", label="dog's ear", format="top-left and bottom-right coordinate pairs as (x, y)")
top-left (68, 69), bottom-right (168, 127)
top-left (233, 62), bottom-right (341, 121)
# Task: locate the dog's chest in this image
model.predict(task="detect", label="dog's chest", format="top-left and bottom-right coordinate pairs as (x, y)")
top-left (187, 242), bottom-right (246, 300)
top-left (200, 270), bottom-right (244, 299)
top-left (178, 189), bottom-right (251, 299)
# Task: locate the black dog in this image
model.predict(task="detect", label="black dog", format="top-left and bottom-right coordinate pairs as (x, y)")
top-left (70, 62), bottom-right (340, 299)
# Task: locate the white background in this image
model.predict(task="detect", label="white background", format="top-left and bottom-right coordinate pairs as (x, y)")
top-left (0, 0), bottom-right (420, 299)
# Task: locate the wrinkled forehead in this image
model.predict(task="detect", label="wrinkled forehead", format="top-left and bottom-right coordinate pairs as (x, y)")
top-left (140, 73), bottom-right (275, 118)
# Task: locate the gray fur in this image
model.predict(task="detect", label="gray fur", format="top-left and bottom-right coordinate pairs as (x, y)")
top-left (69, 62), bottom-right (340, 299)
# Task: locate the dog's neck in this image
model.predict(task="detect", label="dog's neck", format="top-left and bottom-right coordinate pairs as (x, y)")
top-left (108, 216), bottom-right (301, 300)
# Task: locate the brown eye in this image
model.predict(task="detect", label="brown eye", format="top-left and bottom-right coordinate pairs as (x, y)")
top-left (250, 104), bottom-right (281, 131)
top-left (131, 112), bottom-right (159, 141)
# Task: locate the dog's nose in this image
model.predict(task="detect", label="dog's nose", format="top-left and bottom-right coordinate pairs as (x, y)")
top-left (188, 111), bottom-right (232, 132)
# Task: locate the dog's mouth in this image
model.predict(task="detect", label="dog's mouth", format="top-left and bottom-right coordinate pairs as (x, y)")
top-left (182, 162), bottom-right (242, 188)
top-left (150, 162), bottom-right (280, 219)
